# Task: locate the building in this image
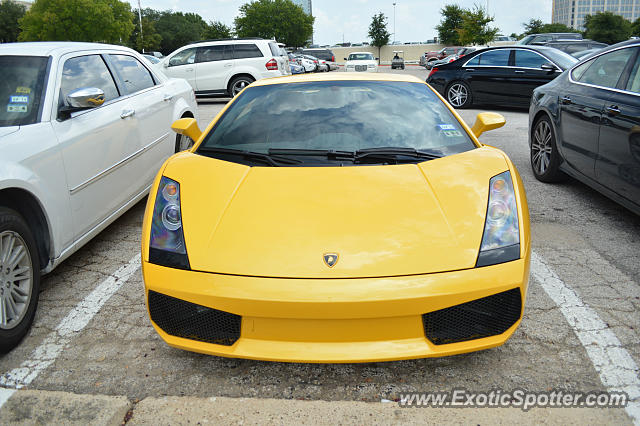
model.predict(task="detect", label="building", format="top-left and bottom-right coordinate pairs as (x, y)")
top-left (11, 0), bottom-right (32, 10)
top-left (291, 0), bottom-right (312, 15)
top-left (553, 0), bottom-right (640, 30)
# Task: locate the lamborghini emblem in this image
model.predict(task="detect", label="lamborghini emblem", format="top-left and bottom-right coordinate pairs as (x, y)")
top-left (323, 253), bottom-right (339, 268)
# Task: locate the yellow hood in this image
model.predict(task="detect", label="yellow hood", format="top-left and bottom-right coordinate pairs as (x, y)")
top-left (162, 147), bottom-right (510, 278)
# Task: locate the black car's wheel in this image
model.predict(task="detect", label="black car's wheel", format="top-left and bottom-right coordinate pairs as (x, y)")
top-left (446, 81), bottom-right (472, 108)
top-left (228, 76), bottom-right (255, 97)
top-left (401, 65), bottom-right (405, 70)
top-left (0, 207), bottom-right (40, 353)
top-left (175, 133), bottom-right (194, 153)
top-left (531, 115), bottom-right (566, 182)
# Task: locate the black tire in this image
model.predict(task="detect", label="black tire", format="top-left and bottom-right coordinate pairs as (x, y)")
top-left (401, 65), bottom-right (405, 70)
top-left (531, 115), bottom-right (566, 183)
top-left (0, 207), bottom-right (40, 353)
top-left (228, 76), bottom-right (255, 97)
top-left (175, 132), bottom-right (194, 153)
top-left (445, 81), bottom-right (473, 109)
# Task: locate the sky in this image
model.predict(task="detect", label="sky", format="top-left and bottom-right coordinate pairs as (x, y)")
top-left (127, 0), bottom-right (553, 45)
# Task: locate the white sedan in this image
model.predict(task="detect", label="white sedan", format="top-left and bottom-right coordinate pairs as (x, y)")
top-left (344, 52), bottom-right (378, 72)
top-left (0, 42), bottom-right (198, 351)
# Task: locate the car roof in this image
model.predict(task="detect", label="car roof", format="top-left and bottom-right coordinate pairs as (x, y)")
top-left (348, 51), bottom-right (374, 55)
top-left (0, 41), bottom-right (135, 57)
top-left (472, 45), bottom-right (563, 54)
top-left (252, 73), bottom-right (423, 87)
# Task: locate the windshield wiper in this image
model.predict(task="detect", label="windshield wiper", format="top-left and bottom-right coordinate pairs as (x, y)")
top-left (354, 147), bottom-right (442, 163)
top-left (197, 147), bottom-right (303, 166)
top-left (268, 148), bottom-right (355, 160)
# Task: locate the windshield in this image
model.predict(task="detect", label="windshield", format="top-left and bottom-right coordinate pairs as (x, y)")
top-left (0, 56), bottom-right (49, 127)
top-left (348, 53), bottom-right (374, 61)
top-left (541, 48), bottom-right (578, 69)
top-left (197, 81), bottom-right (475, 165)
top-left (517, 35), bottom-right (534, 45)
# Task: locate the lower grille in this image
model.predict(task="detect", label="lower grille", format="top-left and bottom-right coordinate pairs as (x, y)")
top-left (148, 291), bottom-right (241, 346)
top-left (422, 288), bottom-right (522, 345)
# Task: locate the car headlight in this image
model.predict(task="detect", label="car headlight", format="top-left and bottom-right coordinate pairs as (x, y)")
top-left (368, 64), bottom-right (376, 68)
top-left (149, 176), bottom-right (190, 270)
top-left (476, 171), bottom-right (520, 267)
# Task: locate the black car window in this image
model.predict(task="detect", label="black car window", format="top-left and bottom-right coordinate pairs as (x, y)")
top-left (577, 48), bottom-right (634, 89)
top-left (0, 55), bottom-right (49, 127)
top-left (571, 61), bottom-right (592, 81)
top-left (168, 48), bottom-right (196, 67)
top-left (624, 50), bottom-right (640, 93)
top-left (514, 50), bottom-right (548, 68)
top-left (234, 44), bottom-right (263, 59)
top-left (476, 49), bottom-right (510, 66)
top-left (196, 45), bottom-right (233, 63)
top-left (109, 54), bottom-right (155, 94)
top-left (61, 55), bottom-right (119, 103)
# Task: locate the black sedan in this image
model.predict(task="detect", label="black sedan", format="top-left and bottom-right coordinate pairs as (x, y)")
top-left (427, 46), bottom-right (577, 108)
top-left (529, 39), bottom-right (640, 215)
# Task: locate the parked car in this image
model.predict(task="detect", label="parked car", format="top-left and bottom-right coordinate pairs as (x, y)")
top-left (541, 40), bottom-right (608, 55)
top-left (0, 42), bottom-right (198, 351)
top-left (300, 48), bottom-right (337, 70)
top-left (517, 32), bottom-right (582, 45)
top-left (147, 51), bottom-right (163, 58)
top-left (572, 48), bottom-right (603, 60)
top-left (427, 46), bottom-right (577, 108)
top-left (424, 46), bottom-right (464, 65)
top-left (142, 54), bottom-right (161, 64)
top-left (293, 55), bottom-right (317, 72)
top-left (290, 62), bottom-right (305, 74)
top-left (529, 39), bottom-right (640, 215)
top-left (157, 38), bottom-right (291, 98)
top-left (425, 54), bottom-right (458, 70)
top-left (344, 52), bottom-right (378, 72)
top-left (391, 51), bottom-right (405, 69)
top-left (144, 73), bottom-right (530, 362)
top-left (299, 54), bottom-right (327, 72)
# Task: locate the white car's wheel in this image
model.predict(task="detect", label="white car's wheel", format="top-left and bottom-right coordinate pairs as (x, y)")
top-left (0, 207), bottom-right (40, 353)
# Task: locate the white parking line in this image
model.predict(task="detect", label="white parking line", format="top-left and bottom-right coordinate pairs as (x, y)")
top-left (0, 254), bottom-right (141, 397)
top-left (531, 251), bottom-right (640, 424)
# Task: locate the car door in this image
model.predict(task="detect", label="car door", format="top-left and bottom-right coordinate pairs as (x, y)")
top-left (164, 47), bottom-right (197, 90)
top-left (51, 53), bottom-right (139, 240)
top-left (511, 49), bottom-right (562, 105)
top-left (559, 47), bottom-right (635, 179)
top-left (462, 49), bottom-right (512, 104)
top-left (596, 47), bottom-right (640, 206)
top-left (194, 44), bottom-right (234, 94)
top-left (107, 53), bottom-right (173, 186)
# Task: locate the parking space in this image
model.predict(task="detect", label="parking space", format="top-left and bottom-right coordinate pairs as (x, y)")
top-left (0, 69), bottom-right (638, 422)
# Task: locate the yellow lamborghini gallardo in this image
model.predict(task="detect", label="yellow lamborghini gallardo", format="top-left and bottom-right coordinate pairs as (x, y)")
top-left (141, 73), bottom-right (530, 363)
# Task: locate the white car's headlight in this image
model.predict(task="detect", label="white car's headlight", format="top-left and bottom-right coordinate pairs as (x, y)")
top-left (368, 64), bottom-right (376, 68)
top-left (476, 171), bottom-right (520, 267)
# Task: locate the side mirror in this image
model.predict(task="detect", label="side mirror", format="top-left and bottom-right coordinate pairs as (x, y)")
top-left (344, 57), bottom-right (347, 60)
top-left (471, 112), bottom-right (505, 138)
top-left (541, 63), bottom-right (556, 72)
top-left (375, 57), bottom-right (379, 60)
top-left (163, 61), bottom-right (169, 68)
top-left (66, 87), bottom-right (105, 109)
top-left (171, 118), bottom-right (202, 143)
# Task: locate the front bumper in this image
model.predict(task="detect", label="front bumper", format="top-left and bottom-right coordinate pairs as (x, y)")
top-left (143, 255), bottom-right (530, 363)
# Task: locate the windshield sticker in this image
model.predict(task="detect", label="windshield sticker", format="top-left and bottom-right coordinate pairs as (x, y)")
top-left (10, 95), bottom-right (29, 104)
top-left (438, 124), bottom-right (457, 130)
top-left (16, 87), bottom-right (31, 94)
top-left (7, 104), bottom-right (28, 113)
top-left (443, 130), bottom-right (463, 137)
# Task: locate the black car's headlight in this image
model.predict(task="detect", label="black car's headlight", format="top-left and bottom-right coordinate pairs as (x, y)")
top-left (476, 171), bottom-right (520, 267)
top-left (149, 176), bottom-right (190, 270)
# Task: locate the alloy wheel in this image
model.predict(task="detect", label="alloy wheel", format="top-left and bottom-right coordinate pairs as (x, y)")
top-left (447, 83), bottom-right (468, 107)
top-left (532, 120), bottom-right (553, 175)
top-left (0, 231), bottom-right (33, 330)
top-left (232, 80), bottom-right (250, 96)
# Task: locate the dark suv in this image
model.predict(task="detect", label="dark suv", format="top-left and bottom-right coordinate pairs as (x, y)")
top-left (517, 32), bottom-right (582, 45)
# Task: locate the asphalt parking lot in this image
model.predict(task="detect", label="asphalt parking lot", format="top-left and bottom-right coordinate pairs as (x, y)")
top-left (0, 68), bottom-right (638, 424)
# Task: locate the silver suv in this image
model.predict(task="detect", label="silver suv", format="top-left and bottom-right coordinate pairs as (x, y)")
top-left (158, 38), bottom-right (291, 97)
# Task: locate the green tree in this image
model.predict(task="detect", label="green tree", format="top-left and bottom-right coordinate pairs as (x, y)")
top-left (234, 0), bottom-right (314, 48)
top-left (18, 0), bottom-right (134, 43)
top-left (436, 4), bottom-right (464, 45)
top-left (203, 21), bottom-right (233, 39)
top-left (129, 9), bottom-right (162, 52)
top-left (540, 22), bottom-right (579, 33)
top-left (522, 18), bottom-right (544, 35)
top-left (633, 17), bottom-right (640, 37)
top-left (155, 11), bottom-right (208, 54)
top-left (457, 4), bottom-right (499, 45)
top-left (584, 11), bottom-right (632, 44)
top-left (368, 12), bottom-right (390, 63)
top-left (0, 0), bottom-right (27, 43)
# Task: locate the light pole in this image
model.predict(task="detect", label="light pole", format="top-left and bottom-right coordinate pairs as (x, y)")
top-left (393, 2), bottom-right (396, 44)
